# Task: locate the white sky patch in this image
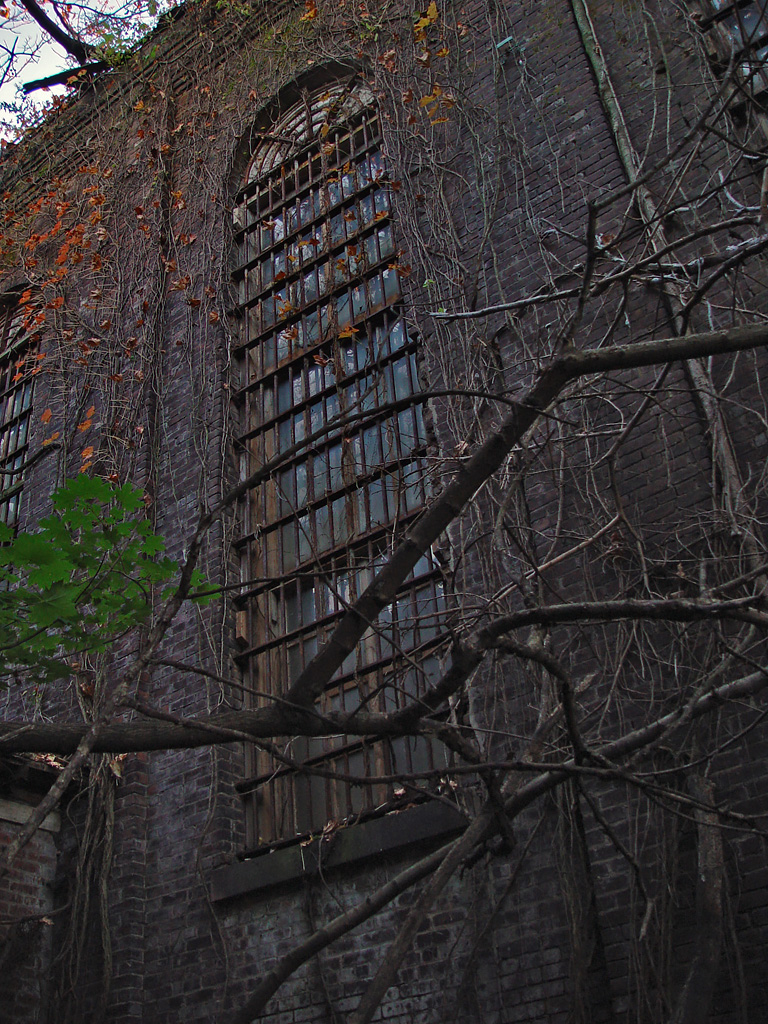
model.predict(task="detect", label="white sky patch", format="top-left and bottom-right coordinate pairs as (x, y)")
top-left (1, 14), bottom-right (71, 141)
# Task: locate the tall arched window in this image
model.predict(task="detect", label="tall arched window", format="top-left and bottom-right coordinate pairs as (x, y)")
top-left (233, 84), bottom-right (447, 847)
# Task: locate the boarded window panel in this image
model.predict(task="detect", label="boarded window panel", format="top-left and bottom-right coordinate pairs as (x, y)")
top-left (234, 87), bottom-right (447, 848)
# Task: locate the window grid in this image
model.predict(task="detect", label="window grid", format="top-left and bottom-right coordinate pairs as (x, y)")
top-left (234, 93), bottom-right (446, 847)
top-left (705, 1), bottom-right (768, 95)
top-left (0, 302), bottom-right (36, 529)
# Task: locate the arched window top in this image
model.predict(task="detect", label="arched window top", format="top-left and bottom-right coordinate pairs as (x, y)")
top-left (246, 82), bottom-right (376, 183)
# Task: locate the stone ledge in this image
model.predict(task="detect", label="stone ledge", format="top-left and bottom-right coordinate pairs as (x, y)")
top-left (210, 801), bottom-right (466, 901)
top-left (0, 797), bottom-right (60, 833)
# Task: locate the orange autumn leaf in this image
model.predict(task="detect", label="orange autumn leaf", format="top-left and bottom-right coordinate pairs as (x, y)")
top-left (86, 405), bottom-right (96, 418)
top-left (389, 262), bottom-right (412, 276)
top-left (77, 420), bottom-right (92, 432)
top-left (40, 408), bottom-right (52, 424)
top-left (81, 446), bottom-right (94, 460)
top-left (300, 0), bottom-right (318, 20)
top-left (42, 432), bottom-right (60, 446)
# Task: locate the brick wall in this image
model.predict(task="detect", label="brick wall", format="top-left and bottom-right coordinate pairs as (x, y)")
top-left (0, 781), bottom-right (60, 1023)
top-left (2, 1), bottom-right (768, 1022)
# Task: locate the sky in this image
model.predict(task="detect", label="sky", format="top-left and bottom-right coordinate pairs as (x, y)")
top-left (0, 12), bottom-right (70, 141)
top-left (0, 2), bottom-right (169, 142)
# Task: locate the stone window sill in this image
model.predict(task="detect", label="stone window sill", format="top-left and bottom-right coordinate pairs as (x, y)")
top-left (209, 801), bottom-right (466, 901)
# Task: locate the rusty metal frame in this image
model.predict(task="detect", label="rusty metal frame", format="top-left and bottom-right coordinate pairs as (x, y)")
top-left (233, 89), bottom-right (448, 848)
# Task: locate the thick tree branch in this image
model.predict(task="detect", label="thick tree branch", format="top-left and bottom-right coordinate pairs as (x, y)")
top-left (283, 324), bottom-right (768, 713)
top-left (230, 834), bottom-right (461, 1024)
top-left (0, 595), bottom-right (762, 753)
top-left (1, 321), bottom-right (767, 757)
top-left (236, 666), bottom-right (768, 1022)
top-left (18, 0), bottom-right (96, 64)
top-left (0, 326), bottom-right (764, 770)
top-left (22, 62), bottom-right (109, 95)
top-left (478, 595), bottom-right (766, 639)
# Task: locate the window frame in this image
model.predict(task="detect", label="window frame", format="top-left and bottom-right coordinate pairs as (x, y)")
top-left (0, 295), bottom-right (39, 531)
top-left (232, 84), bottom-right (448, 850)
top-left (699, 0), bottom-right (768, 98)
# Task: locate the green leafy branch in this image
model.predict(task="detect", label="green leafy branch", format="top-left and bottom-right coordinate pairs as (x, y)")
top-left (0, 475), bottom-right (204, 686)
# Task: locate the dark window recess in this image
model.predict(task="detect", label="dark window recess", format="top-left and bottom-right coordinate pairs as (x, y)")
top-left (702, 1), bottom-right (768, 96)
top-left (233, 85), bottom-right (448, 849)
top-left (0, 299), bottom-right (38, 530)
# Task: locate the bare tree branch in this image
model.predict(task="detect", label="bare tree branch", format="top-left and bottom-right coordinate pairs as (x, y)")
top-left (230, 834), bottom-right (463, 1024)
top-left (283, 323), bottom-right (768, 712)
top-left (17, 0), bottom-right (96, 63)
top-left (232, 665), bottom-right (768, 1021)
top-left (1, 327), bottom-right (767, 756)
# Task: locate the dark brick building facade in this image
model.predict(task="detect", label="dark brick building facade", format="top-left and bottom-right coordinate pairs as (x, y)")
top-left (2, 1), bottom-right (768, 1022)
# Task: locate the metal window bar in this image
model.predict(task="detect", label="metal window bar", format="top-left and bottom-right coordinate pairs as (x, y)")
top-left (704, 1), bottom-right (768, 96)
top-left (234, 93), bottom-right (448, 848)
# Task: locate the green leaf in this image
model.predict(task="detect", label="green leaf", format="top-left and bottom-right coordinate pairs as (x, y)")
top-left (0, 476), bottom-right (209, 688)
